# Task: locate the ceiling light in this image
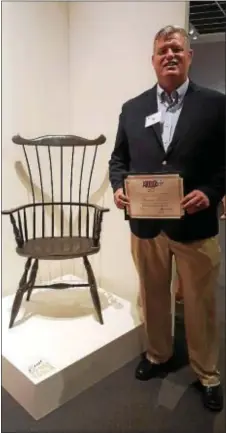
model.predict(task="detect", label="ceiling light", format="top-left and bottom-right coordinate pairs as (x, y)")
top-left (188, 22), bottom-right (199, 41)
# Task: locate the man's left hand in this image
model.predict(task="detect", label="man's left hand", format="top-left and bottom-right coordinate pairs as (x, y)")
top-left (181, 190), bottom-right (210, 214)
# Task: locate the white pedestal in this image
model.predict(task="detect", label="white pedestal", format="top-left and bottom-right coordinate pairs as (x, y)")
top-left (2, 275), bottom-right (144, 420)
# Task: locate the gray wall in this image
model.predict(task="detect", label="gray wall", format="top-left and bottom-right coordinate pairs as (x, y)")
top-left (189, 41), bottom-right (225, 94)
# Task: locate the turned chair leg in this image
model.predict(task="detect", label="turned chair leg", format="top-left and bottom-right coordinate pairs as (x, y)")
top-left (26, 259), bottom-right (39, 301)
top-left (9, 257), bottom-right (32, 328)
top-left (83, 255), bottom-right (104, 324)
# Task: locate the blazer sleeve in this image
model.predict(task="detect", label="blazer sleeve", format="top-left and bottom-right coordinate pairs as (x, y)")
top-left (198, 94), bottom-right (226, 206)
top-left (108, 107), bottom-right (130, 193)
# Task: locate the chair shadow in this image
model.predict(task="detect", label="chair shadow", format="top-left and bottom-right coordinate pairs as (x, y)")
top-left (12, 287), bottom-right (124, 328)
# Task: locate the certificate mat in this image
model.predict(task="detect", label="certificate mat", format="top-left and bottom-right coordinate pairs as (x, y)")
top-left (124, 173), bottom-right (184, 219)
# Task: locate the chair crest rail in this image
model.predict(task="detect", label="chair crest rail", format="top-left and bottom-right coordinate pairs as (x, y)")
top-left (12, 134), bottom-right (106, 147)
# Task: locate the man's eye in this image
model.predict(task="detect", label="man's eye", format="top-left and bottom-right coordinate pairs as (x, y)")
top-left (158, 49), bottom-right (166, 55)
top-left (172, 47), bottom-right (183, 53)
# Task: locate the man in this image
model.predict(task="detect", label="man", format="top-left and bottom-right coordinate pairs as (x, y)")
top-left (109, 25), bottom-right (225, 411)
top-left (221, 196), bottom-right (226, 219)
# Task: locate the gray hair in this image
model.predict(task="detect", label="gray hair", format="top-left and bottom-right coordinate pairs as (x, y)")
top-left (154, 25), bottom-right (190, 49)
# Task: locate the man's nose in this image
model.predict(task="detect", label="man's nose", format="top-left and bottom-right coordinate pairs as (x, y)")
top-left (166, 49), bottom-right (174, 58)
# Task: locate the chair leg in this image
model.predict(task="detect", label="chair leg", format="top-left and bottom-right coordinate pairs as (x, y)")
top-left (83, 255), bottom-right (104, 324)
top-left (26, 259), bottom-right (39, 301)
top-left (9, 257), bottom-right (32, 328)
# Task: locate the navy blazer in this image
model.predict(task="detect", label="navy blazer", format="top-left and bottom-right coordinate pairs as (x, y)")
top-left (109, 81), bottom-right (225, 242)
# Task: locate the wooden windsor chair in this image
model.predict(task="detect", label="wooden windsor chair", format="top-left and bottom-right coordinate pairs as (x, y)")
top-left (2, 133), bottom-right (109, 328)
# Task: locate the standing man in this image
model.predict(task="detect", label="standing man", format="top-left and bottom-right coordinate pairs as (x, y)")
top-left (221, 196), bottom-right (226, 219)
top-left (109, 25), bottom-right (225, 411)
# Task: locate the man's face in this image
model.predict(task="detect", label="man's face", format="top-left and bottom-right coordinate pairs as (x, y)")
top-left (152, 32), bottom-right (193, 84)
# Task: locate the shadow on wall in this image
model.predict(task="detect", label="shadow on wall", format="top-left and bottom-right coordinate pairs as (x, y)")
top-left (14, 159), bottom-right (110, 280)
top-left (10, 158), bottom-right (140, 319)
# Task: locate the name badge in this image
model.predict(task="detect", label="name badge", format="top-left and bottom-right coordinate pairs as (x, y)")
top-left (145, 111), bottom-right (161, 128)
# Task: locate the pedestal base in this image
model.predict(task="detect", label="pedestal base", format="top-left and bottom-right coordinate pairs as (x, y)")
top-left (2, 275), bottom-right (144, 420)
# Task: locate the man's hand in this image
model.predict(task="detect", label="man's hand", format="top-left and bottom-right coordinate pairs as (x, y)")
top-left (114, 188), bottom-right (129, 209)
top-left (181, 190), bottom-right (210, 214)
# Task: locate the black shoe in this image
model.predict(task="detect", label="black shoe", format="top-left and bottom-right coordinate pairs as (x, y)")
top-left (135, 355), bottom-right (172, 381)
top-left (197, 382), bottom-right (224, 412)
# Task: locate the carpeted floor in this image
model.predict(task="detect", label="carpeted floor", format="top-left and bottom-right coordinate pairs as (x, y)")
top-left (2, 221), bottom-right (225, 433)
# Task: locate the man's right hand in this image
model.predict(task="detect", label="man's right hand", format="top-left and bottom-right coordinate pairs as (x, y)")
top-left (114, 188), bottom-right (129, 209)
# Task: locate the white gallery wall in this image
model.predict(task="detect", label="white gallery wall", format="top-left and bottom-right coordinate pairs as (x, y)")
top-left (2, 1), bottom-right (187, 301)
top-left (68, 1), bottom-right (187, 302)
top-left (2, 2), bottom-right (70, 294)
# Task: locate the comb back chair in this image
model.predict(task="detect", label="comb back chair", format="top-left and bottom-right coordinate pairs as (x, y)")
top-left (2, 133), bottom-right (109, 328)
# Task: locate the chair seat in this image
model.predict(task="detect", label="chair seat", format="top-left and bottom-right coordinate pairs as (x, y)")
top-left (16, 236), bottom-right (99, 260)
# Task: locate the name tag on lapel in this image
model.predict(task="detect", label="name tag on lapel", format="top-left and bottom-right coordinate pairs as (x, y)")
top-left (145, 111), bottom-right (161, 128)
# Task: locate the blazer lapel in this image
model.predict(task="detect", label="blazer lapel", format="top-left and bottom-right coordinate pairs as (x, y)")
top-left (166, 81), bottom-right (199, 156)
top-left (142, 81), bottom-right (200, 156)
top-left (144, 86), bottom-right (164, 150)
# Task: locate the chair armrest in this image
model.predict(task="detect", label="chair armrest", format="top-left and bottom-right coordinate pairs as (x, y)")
top-left (1, 205), bottom-right (26, 215)
top-left (1, 203), bottom-right (110, 215)
top-left (92, 204), bottom-right (110, 213)
top-left (2, 208), bottom-right (24, 247)
top-left (1, 201), bottom-right (110, 216)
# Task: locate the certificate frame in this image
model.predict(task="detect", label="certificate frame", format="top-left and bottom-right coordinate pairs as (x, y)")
top-left (123, 171), bottom-right (184, 220)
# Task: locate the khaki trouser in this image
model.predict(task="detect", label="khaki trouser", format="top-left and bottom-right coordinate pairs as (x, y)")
top-left (131, 232), bottom-right (221, 386)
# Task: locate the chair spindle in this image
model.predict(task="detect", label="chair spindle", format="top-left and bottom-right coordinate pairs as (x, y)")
top-left (23, 145), bottom-right (36, 239)
top-left (17, 211), bottom-right (24, 244)
top-left (60, 145), bottom-right (64, 237)
top-left (78, 146), bottom-right (86, 237)
top-left (48, 145), bottom-right (54, 237)
top-left (35, 145), bottom-right (45, 238)
top-left (69, 146), bottom-right (75, 237)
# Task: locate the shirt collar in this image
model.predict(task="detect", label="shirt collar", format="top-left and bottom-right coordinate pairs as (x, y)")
top-left (157, 78), bottom-right (189, 103)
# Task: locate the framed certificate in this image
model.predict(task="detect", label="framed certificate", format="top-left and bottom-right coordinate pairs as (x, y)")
top-left (124, 173), bottom-right (184, 219)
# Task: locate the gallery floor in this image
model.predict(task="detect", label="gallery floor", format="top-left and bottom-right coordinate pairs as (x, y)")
top-left (2, 221), bottom-right (225, 433)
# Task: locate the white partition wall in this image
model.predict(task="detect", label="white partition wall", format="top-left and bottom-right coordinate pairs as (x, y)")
top-left (68, 1), bottom-right (188, 303)
top-left (2, 2), bottom-right (70, 295)
top-left (2, 1), bottom-right (188, 419)
top-left (2, 1), bottom-right (187, 301)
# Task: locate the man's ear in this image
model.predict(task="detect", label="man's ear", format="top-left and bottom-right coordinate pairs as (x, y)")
top-left (189, 49), bottom-right (194, 62)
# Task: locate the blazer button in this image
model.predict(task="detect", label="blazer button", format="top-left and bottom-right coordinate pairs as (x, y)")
top-left (162, 160), bottom-right (167, 165)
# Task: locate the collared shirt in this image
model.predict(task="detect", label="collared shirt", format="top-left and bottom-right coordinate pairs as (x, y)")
top-left (157, 78), bottom-right (189, 151)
